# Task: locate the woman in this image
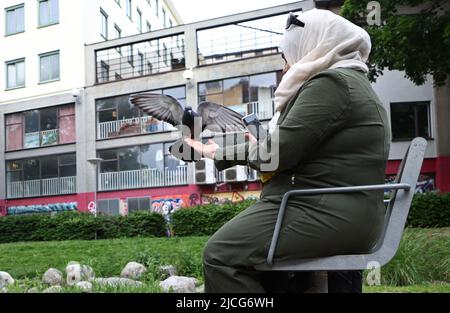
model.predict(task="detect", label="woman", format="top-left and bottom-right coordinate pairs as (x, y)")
top-left (186, 9), bottom-right (390, 293)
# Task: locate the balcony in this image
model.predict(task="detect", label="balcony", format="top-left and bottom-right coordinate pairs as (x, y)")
top-left (97, 116), bottom-right (176, 140)
top-left (24, 129), bottom-right (59, 148)
top-left (98, 165), bottom-right (188, 191)
top-left (7, 176), bottom-right (76, 199)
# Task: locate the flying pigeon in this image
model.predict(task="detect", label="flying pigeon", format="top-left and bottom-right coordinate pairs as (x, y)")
top-left (128, 92), bottom-right (246, 161)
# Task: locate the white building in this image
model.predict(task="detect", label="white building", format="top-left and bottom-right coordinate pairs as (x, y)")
top-left (0, 0), bottom-right (182, 104)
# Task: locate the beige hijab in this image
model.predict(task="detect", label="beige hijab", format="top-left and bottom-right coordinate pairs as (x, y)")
top-left (268, 9), bottom-right (372, 133)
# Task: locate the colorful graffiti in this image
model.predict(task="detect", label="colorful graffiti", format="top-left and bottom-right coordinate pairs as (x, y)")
top-left (385, 174), bottom-right (436, 193)
top-left (201, 191), bottom-right (260, 205)
top-left (7, 202), bottom-right (78, 215)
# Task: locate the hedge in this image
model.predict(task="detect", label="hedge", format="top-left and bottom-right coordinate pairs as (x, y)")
top-left (172, 193), bottom-right (450, 236)
top-left (0, 211), bottom-right (166, 243)
top-left (0, 193), bottom-right (448, 243)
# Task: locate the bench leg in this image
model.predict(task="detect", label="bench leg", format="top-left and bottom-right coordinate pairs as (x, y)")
top-left (328, 270), bottom-right (363, 293)
top-left (305, 271), bottom-right (328, 293)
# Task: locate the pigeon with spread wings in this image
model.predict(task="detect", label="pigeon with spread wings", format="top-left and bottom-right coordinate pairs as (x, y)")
top-left (129, 92), bottom-right (246, 161)
top-left (129, 92), bottom-right (246, 137)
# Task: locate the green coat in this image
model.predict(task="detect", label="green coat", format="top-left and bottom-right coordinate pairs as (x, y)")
top-left (204, 68), bottom-right (390, 292)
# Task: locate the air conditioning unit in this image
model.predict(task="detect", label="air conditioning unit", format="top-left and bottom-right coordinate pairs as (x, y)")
top-left (195, 158), bottom-right (217, 184)
top-left (224, 166), bottom-right (248, 182)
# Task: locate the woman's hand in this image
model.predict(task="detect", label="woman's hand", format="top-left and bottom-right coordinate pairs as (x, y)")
top-left (184, 138), bottom-right (219, 159)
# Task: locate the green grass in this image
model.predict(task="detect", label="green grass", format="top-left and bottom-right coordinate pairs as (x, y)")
top-left (0, 228), bottom-right (448, 293)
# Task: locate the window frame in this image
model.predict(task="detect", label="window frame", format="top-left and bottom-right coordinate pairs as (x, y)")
top-left (38, 0), bottom-right (59, 28)
top-left (5, 58), bottom-right (26, 90)
top-left (390, 101), bottom-right (432, 141)
top-left (38, 50), bottom-right (60, 83)
top-left (5, 4), bottom-right (25, 36)
top-left (100, 8), bottom-right (108, 40)
top-left (137, 7), bottom-right (142, 33)
top-left (126, 0), bottom-right (132, 20)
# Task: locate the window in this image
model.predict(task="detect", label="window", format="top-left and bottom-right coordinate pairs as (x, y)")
top-left (6, 59), bottom-right (25, 89)
top-left (126, 0), bottom-right (132, 20)
top-left (38, 0), bottom-right (59, 27)
top-left (39, 51), bottom-right (60, 82)
top-left (100, 9), bottom-right (108, 40)
top-left (5, 4), bottom-right (24, 35)
top-left (97, 199), bottom-right (120, 216)
top-left (162, 7), bottom-right (166, 27)
top-left (138, 52), bottom-right (144, 75)
top-left (155, 0), bottom-right (159, 16)
top-left (115, 0), bottom-right (121, 6)
top-left (128, 197), bottom-right (151, 213)
top-left (169, 19), bottom-right (173, 28)
top-left (137, 8), bottom-right (142, 33)
top-left (391, 102), bottom-right (431, 140)
top-left (146, 21), bottom-right (151, 32)
top-left (100, 61), bottom-right (110, 82)
top-left (114, 24), bottom-right (121, 39)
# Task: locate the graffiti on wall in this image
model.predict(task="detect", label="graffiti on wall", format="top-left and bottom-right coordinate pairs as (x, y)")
top-left (201, 191), bottom-right (260, 205)
top-left (151, 196), bottom-right (189, 237)
top-left (385, 174), bottom-right (435, 193)
top-left (7, 202), bottom-right (78, 215)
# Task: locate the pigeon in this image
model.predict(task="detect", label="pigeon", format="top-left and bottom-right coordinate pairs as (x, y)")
top-left (129, 92), bottom-right (246, 161)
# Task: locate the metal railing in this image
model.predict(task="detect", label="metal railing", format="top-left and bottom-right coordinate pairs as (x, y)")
top-left (97, 115), bottom-right (176, 140)
top-left (24, 129), bottom-right (59, 149)
top-left (7, 176), bottom-right (76, 199)
top-left (96, 33), bottom-right (185, 83)
top-left (98, 165), bottom-right (188, 191)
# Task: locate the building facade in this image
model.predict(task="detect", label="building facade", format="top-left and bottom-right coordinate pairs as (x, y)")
top-left (0, 0), bottom-right (448, 217)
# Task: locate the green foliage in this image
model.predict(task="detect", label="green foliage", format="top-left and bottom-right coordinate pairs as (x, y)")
top-left (408, 193), bottom-right (450, 227)
top-left (171, 199), bottom-right (256, 236)
top-left (0, 211), bottom-right (166, 243)
top-left (341, 0), bottom-right (450, 86)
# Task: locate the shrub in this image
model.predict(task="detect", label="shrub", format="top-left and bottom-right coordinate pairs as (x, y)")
top-left (0, 211), bottom-right (165, 243)
top-left (171, 199), bottom-right (255, 236)
top-left (407, 193), bottom-right (450, 228)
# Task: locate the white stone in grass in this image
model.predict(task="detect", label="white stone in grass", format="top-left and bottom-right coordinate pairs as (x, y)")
top-left (0, 287), bottom-right (7, 293)
top-left (27, 287), bottom-right (39, 293)
top-left (159, 276), bottom-right (198, 293)
top-left (0, 271), bottom-right (14, 288)
top-left (43, 285), bottom-right (63, 293)
top-left (160, 265), bottom-right (177, 279)
top-left (120, 262), bottom-right (147, 280)
top-left (94, 277), bottom-right (144, 288)
top-left (42, 268), bottom-right (63, 286)
top-left (196, 284), bottom-right (205, 293)
top-left (65, 262), bottom-right (95, 286)
top-left (75, 281), bottom-right (93, 292)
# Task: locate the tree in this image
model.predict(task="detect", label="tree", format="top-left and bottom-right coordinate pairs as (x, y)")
top-left (341, 0), bottom-right (450, 86)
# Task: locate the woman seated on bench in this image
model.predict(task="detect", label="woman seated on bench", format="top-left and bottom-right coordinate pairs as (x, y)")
top-left (186, 9), bottom-right (390, 293)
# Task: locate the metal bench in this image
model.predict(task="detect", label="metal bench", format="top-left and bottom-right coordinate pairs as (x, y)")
top-left (255, 137), bottom-right (427, 292)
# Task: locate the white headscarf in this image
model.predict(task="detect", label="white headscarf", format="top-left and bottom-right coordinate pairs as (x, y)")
top-left (268, 9), bottom-right (372, 133)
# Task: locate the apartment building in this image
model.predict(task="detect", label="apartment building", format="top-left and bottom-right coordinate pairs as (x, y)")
top-left (0, 0), bottom-right (448, 217)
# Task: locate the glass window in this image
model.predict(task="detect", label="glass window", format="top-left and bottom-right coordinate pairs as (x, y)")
top-left (138, 52), bottom-right (144, 75)
top-left (6, 113), bottom-right (23, 151)
top-left (140, 143), bottom-right (164, 171)
top-left (39, 0), bottom-right (59, 27)
top-left (162, 8), bottom-right (166, 27)
top-left (119, 146), bottom-right (141, 171)
top-left (97, 199), bottom-right (120, 216)
top-left (99, 150), bottom-right (118, 173)
top-left (154, 0), bottom-right (159, 16)
top-left (100, 9), bottom-right (108, 39)
top-left (128, 197), bottom-right (151, 213)
top-left (24, 110), bottom-right (39, 133)
top-left (23, 159), bottom-right (40, 181)
top-left (391, 102), bottom-right (431, 140)
top-left (137, 8), bottom-right (142, 33)
top-left (40, 107), bottom-right (58, 131)
top-left (126, 0), bottom-right (132, 19)
top-left (114, 24), bottom-right (121, 39)
top-left (6, 59), bottom-right (25, 89)
top-left (39, 51), bottom-right (60, 82)
top-left (6, 4), bottom-right (24, 35)
top-left (223, 77), bottom-right (249, 106)
top-left (41, 156), bottom-right (58, 179)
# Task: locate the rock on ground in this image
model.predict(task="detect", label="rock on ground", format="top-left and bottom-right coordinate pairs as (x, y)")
top-left (42, 268), bottom-right (63, 286)
top-left (65, 262), bottom-right (95, 286)
top-left (120, 262), bottom-right (147, 280)
top-left (43, 285), bottom-right (63, 293)
top-left (27, 287), bottom-right (39, 293)
top-left (0, 271), bottom-right (14, 288)
top-left (160, 276), bottom-right (198, 293)
top-left (160, 265), bottom-right (177, 279)
top-left (75, 281), bottom-right (93, 292)
top-left (94, 277), bottom-right (144, 288)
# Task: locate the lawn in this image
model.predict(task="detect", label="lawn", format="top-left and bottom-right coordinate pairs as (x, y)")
top-left (0, 228), bottom-right (448, 293)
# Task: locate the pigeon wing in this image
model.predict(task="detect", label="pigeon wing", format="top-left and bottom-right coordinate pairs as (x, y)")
top-left (197, 102), bottom-right (246, 132)
top-left (128, 93), bottom-right (184, 126)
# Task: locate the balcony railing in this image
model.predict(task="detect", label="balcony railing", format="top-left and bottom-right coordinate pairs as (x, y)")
top-left (99, 166), bottom-right (188, 191)
top-left (7, 176), bottom-right (76, 199)
top-left (24, 129), bottom-right (59, 149)
top-left (97, 116), bottom-right (177, 140)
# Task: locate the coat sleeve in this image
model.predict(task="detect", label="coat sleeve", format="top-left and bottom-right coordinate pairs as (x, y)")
top-left (248, 71), bottom-right (350, 173)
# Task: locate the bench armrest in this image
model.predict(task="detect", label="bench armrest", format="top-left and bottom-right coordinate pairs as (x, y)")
top-left (266, 183), bottom-right (411, 266)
